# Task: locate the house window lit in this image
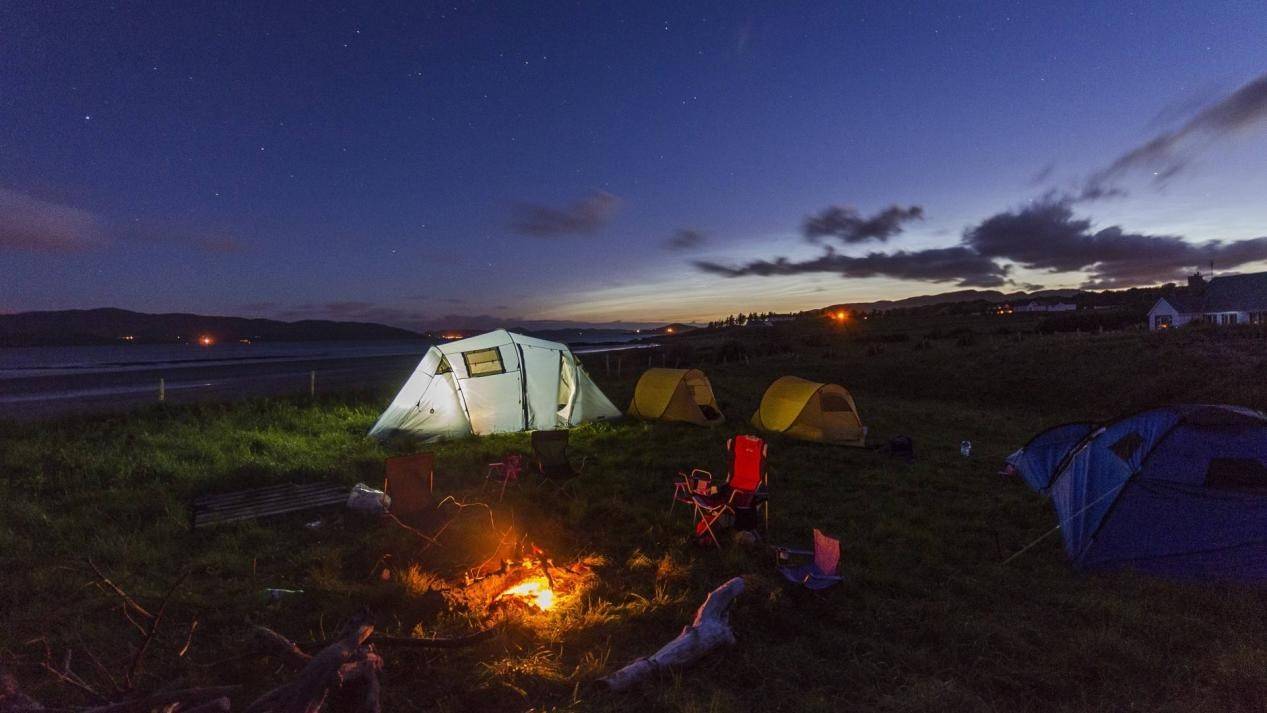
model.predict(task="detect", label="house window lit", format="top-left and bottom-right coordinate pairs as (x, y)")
top-left (1154, 315), bottom-right (1172, 329)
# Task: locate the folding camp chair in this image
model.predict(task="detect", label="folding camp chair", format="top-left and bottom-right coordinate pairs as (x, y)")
top-left (775, 528), bottom-right (844, 590)
top-left (484, 453), bottom-right (526, 502)
top-left (383, 452), bottom-right (435, 522)
top-left (531, 430), bottom-right (586, 479)
top-left (670, 468), bottom-right (716, 517)
top-left (688, 435), bottom-right (769, 548)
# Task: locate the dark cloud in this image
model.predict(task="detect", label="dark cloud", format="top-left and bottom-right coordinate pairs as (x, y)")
top-left (694, 245), bottom-right (1008, 287)
top-left (693, 195), bottom-right (1267, 291)
top-left (963, 199), bottom-right (1267, 288)
top-left (664, 228), bottom-right (707, 251)
top-left (509, 191), bottom-right (621, 238)
top-left (1029, 162), bottom-right (1055, 186)
top-left (803, 204), bottom-right (923, 243)
top-left (1085, 72), bottom-right (1267, 195)
top-left (0, 188), bottom-right (105, 252)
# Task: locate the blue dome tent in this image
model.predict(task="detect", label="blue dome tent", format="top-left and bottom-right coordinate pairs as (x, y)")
top-left (1010, 405), bottom-right (1267, 581)
top-left (1007, 421), bottom-right (1097, 493)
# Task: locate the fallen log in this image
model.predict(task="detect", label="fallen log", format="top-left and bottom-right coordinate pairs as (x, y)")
top-left (295, 628), bottom-right (498, 651)
top-left (245, 613), bottom-right (374, 713)
top-left (0, 667), bottom-right (44, 712)
top-left (181, 697), bottom-right (231, 713)
top-left (82, 686), bottom-right (242, 713)
top-left (252, 627), bottom-right (312, 668)
top-left (599, 576), bottom-right (745, 692)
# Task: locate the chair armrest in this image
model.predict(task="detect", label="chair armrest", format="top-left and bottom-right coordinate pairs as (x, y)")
top-left (677, 468), bottom-right (714, 493)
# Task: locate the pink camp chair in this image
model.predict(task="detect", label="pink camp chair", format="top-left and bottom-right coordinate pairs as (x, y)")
top-left (483, 453), bottom-right (525, 502)
top-left (775, 529), bottom-right (844, 590)
top-left (670, 468), bottom-right (717, 516)
top-left (687, 435), bottom-right (769, 548)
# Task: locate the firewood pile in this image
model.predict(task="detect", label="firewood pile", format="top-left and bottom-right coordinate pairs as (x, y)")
top-left (0, 562), bottom-right (495, 713)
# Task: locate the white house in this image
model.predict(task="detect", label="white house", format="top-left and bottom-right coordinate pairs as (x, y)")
top-left (1148, 272), bottom-right (1267, 330)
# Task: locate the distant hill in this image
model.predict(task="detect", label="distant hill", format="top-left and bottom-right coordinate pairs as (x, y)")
top-left (643, 323), bottom-right (699, 335)
top-left (817, 283), bottom-right (1176, 318)
top-left (824, 288), bottom-right (1084, 313)
top-left (522, 327), bottom-right (639, 344)
top-left (0, 308), bottom-right (424, 347)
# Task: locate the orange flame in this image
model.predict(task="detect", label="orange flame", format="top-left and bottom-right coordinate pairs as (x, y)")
top-left (496, 576), bottom-right (556, 611)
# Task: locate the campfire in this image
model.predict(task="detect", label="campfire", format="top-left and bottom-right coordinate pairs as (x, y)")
top-left (494, 575), bottom-right (556, 611)
top-left (450, 548), bottom-right (598, 621)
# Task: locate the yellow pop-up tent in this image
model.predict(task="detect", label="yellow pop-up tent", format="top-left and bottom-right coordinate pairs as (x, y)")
top-left (751, 376), bottom-right (866, 445)
top-left (627, 368), bottom-right (724, 425)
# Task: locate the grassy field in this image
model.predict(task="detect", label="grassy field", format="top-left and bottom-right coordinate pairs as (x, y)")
top-left (4, 327), bottom-right (1267, 712)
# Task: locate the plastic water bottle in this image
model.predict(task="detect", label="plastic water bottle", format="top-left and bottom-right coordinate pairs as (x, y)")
top-left (960, 440), bottom-right (972, 457)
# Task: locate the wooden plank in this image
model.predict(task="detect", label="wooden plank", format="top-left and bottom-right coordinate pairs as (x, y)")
top-left (195, 500), bottom-right (346, 527)
top-left (196, 487), bottom-right (344, 512)
top-left (197, 491), bottom-right (347, 519)
top-left (192, 484), bottom-right (349, 528)
top-left (197, 493), bottom-right (349, 522)
top-left (197, 502), bottom-right (345, 527)
top-left (194, 483), bottom-right (340, 507)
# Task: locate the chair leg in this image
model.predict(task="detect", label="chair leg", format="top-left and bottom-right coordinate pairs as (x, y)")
top-left (499, 473), bottom-right (510, 503)
top-left (700, 512), bottom-right (723, 550)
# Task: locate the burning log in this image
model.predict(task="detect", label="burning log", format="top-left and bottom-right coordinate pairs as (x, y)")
top-left (599, 576), bottom-right (745, 692)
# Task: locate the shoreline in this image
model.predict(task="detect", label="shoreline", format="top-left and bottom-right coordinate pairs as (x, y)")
top-left (0, 342), bottom-right (658, 422)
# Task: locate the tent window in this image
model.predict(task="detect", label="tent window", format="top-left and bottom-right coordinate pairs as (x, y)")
top-left (435, 355), bottom-right (452, 374)
top-left (462, 347), bottom-right (505, 377)
top-left (1205, 458), bottom-right (1267, 490)
top-left (820, 392), bottom-right (852, 413)
top-left (1109, 432), bottom-right (1144, 462)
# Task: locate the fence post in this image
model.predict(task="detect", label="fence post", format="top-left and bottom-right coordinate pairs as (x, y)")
top-left (159, 378), bottom-right (165, 402)
top-left (310, 370), bottom-right (316, 397)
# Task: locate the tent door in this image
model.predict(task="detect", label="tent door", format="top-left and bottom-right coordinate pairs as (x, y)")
top-left (557, 352), bottom-right (575, 418)
top-left (455, 345), bottom-right (525, 435)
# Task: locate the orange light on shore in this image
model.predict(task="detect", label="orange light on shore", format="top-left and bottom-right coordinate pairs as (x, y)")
top-left (666, 326), bottom-right (674, 334)
top-left (198, 335), bottom-right (214, 346)
top-left (831, 310), bottom-right (848, 322)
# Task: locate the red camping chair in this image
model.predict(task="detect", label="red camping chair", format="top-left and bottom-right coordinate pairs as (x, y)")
top-left (775, 529), bottom-right (844, 590)
top-left (384, 452), bottom-right (435, 523)
top-left (483, 453), bottom-right (526, 502)
top-left (687, 435), bottom-right (769, 548)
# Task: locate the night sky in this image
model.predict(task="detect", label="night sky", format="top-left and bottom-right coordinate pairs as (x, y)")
top-left (3, 2), bottom-right (1267, 329)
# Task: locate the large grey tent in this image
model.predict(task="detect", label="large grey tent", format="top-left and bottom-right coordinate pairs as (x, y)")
top-left (369, 330), bottom-right (620, 440)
